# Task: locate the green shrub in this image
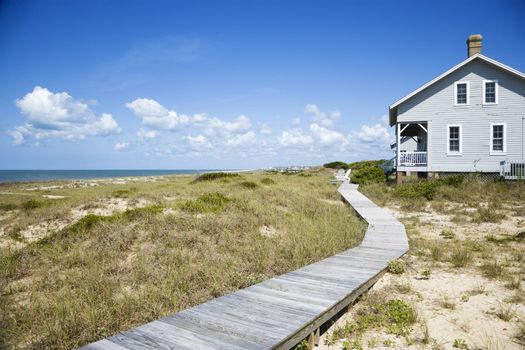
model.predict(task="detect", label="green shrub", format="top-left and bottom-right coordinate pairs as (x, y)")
top-left (22, 199), bottom-right (45, 210)
top-left (332, 299), bottom-right (415, 340)
top-left (180, 192), bottom-right (232, 214)
top-left (473, 205), bottom-right (506, 223)
top-left (193, 172), bottom-right (240, 182)
top-left (239, 181), bottom-right (258, 190)
top-left (323, 161), bottom-right (348, 170)
top-left (439, 175), bottom-right (464, 187)
top-left (0, 203), bottom-right (18, 211)
top-left (7, 230), bottom-right (24, 242)
top-left (420, 268), bottom-right (431, 280)
top-left (440, 229), bottom-right (455, 240)
top-left (348, 160), bottom-right (385, 171)
top-left (383, 299), bottom-right (416, 335)
top-left (387, 259), bottom-right (406, 274)
top-left (480, 261), bottom-right (503, 279)
top-left (429, 242), bottom-right (445, 261)
top-left (68, 214), bottom-right (119, 233)
top-left (450, 246), bottom-right (473, 268)
top-left (260, 178), bottom-right (275, 185)
top-left (394, 180), bottom-right (440, 200)
top-left (351, 166), bottom-right (386, 185)
top-left (453, 338), bottom-right (468, 349)
top-left (123, 205), bottom-right (163, 219)
top-left (112, 189), bottom-right (131, 198)
top-left (293, 340), bottom-right (308, 350)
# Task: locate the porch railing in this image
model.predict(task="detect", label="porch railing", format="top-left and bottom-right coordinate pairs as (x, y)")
top-left (399, 151), bottom-right (427, 166)
top-left (500, 160), bottom-right (525, 180)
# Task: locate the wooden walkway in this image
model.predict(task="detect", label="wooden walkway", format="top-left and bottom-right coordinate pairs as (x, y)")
top-left (80, 181), bottom-right (408, 350)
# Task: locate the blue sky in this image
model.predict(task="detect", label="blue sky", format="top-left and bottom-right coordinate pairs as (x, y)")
top-left (1, 0), bottom-right (524, 169)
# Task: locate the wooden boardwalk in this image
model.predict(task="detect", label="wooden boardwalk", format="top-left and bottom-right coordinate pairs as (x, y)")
top-left (80, 181), bottom-right (408, 350)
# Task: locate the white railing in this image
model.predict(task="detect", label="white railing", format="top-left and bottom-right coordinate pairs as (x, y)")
top-left (500, 160), bottom-right (525, 180)
top-left (399, 151), bottom-right (427, 166)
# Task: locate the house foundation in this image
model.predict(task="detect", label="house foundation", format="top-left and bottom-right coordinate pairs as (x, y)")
top-left (396, 171), bottom-right (404, 184)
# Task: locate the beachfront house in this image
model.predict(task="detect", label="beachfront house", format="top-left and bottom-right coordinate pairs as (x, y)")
top-left (389, 34), bottom-right (525, 183)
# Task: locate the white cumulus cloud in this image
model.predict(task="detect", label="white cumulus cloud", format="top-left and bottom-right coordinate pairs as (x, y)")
top-left (126, 98), bottom-right (252, 139)
top-left (126, 98), bottom-right (192, 130)
top-left (353, 123), bottom-right (392, 143)
top-left (7, 86), bottom-right (120, 145)
top-left (305, 104), bottom-right (341, 127)
top-left (225, 131), bottom-right (256, 147)
top-left (309, 123), bottom-right (347, 145)
top-left (185, 135), bottom-right (212, 150)
top-left (204, 115), bottom-right (251, 134)
top-left (6, 128), bottom-right (25, 146)
top-left (278, 129), bottom-right (313, 147)
top-left (259, 123), bottom-right (272, 135)
top-left (137, 128), bottom-right (158, 141)
top-left (114, 142), bottom-right (129, 150)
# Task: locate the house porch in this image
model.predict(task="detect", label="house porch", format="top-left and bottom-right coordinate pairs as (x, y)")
top-left (394, 122), bottom-right (429, 183)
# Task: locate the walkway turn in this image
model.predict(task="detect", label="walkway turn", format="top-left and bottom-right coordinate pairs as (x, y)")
top-left (80, 181), bottom-right (409, 350)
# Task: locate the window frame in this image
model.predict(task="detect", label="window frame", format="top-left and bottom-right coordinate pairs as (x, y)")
top-left (490, 123), bottom-right (506, 155)
top-left (482, 80), bottom-right (499, 105)
top-left (446, 124), bottom-right (462, 156)
top-left (454, 81), bottom-right (470, 106)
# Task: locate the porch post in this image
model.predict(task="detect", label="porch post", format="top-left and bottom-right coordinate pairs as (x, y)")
top-left (396, 123), bottom-right (400, 169)
top-left (396, 123), bottom-right (402, 184)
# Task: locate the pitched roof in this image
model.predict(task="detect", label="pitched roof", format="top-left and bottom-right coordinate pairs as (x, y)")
top-left (389, 53), bottom-right (525, 126)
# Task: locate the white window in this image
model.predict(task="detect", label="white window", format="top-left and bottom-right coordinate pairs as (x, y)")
top-left (454, 81), bottom-right (469, 105)
top-left (447, 124), bottom-right (462, 155)
top-left (483, 80), bottom-right (498, 104)
top-left (490, 123), bottom-right (506, 154)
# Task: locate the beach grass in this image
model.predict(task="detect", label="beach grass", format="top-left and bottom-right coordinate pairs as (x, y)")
top-left (0, 168), bottom-right (366, 349)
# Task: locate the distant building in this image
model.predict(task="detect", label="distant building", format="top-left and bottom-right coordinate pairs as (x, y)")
top-left (266, 166), bottom-right (310, 173)
top-left (389, 34), bottom-right (525, 182)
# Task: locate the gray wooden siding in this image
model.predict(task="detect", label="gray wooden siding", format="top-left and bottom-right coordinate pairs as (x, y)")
top-left (397, 59), bottom-right (525, 172)
top-left (399, 136), bottom-right (418, 152)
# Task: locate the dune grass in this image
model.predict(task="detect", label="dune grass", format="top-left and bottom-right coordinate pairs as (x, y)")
top-left (360, 175), bottom-right (524, 217)
top-left (0, 169), bottom-right (366, 349)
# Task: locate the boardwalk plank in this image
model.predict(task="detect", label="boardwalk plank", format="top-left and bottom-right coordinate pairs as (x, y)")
top-left (159, 315), bottom-right (263, 349)
top-left (78, 339), bottom-right (130, 350)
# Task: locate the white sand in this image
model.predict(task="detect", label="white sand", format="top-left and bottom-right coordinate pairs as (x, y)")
top-left (317, 205), bottom-right (524, 350)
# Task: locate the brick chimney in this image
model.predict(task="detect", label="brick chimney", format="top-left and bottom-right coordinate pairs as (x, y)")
top-left (467, 34), bottom-right (482, 57)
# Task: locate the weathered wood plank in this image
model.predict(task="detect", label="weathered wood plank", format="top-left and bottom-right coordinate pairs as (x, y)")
top-left (245, 284), bottom-right (334, 308)
top-left (180, 308), bottom-right (282, 345)
top-left (190, 297), bottom-right (301, 332)
top-left (78, 339), bottom-right (130, 350)
top-left (159, 315), bottom-right (263, 349)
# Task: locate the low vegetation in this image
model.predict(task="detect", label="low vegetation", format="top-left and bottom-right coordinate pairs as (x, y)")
top-left (347, 160), bottom-right (385, 170)
top-left (324, 297), bottom-right (417, 347)
top-left (323, 161), bottom-right (349, 170)
top-left (179, 192), bottom-right (233, 213)
top-left (361, 174), bottom-right (523, 214)
top-left (351, 165), bottom-right (386, 185)
top-left (387, 259), bottom-right (406, 274)
top-left (260, 177), bottom-right (275, 185)
top-left (192, 171), bottom-right (241, 182)
top-left (0, 168), bottom-right (366, 349)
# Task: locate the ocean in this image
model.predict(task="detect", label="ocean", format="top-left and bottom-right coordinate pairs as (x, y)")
top-left (0, 169), bottom-right (228, 183)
